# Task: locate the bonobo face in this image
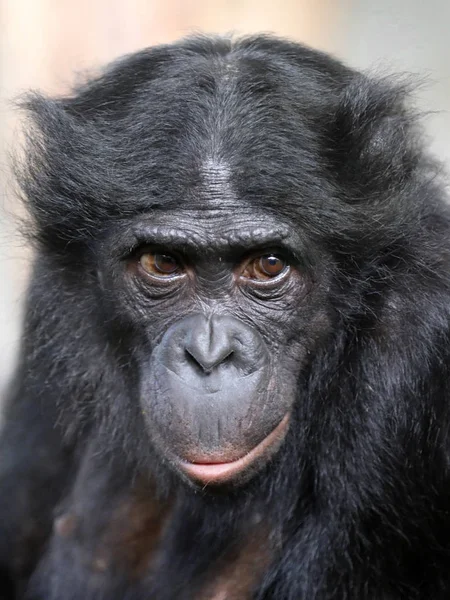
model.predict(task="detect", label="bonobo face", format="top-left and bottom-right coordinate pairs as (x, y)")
top-left (109, 205), bottom-right (331, 487)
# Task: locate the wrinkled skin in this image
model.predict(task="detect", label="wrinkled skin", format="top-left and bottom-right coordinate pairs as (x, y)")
top-left (108, 207), bottom-right (330, 484)
top-left (2, 34), bottom-right (450, 600)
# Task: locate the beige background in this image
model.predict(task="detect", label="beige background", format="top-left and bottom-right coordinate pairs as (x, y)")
top-left (1, 0), bottom-right (450, 399)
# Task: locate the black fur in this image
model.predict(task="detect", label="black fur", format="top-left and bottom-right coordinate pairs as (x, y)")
top-left (2, 34), bottom-right (450, 599)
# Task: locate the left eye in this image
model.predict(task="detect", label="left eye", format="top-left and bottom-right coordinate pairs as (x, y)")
top-left (242, 254), bottom-right (288, 281)
top-left (139, 252), bottom-right (181, 277)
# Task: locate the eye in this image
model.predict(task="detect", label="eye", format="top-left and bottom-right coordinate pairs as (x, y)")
top-left (242, 254), bottom-right (288, 281)
top-left (139, 252), bottom-right (182, 278)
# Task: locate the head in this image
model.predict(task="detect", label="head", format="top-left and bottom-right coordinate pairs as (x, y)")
top-left (20, 35), bottom-right (437, 493)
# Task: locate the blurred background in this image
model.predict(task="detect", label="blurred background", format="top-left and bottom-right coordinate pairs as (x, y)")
top-left (1, 0), bottom-right (450, 402)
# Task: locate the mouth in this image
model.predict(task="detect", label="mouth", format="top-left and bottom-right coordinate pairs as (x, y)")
top-left (178, 413), bottom-right (290, 485)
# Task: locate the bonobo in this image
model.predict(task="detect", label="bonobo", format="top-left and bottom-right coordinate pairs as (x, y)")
top-left (1, 34), bottom-right (450, 600)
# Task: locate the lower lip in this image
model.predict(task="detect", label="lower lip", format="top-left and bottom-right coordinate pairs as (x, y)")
top-left (179, 414), bottom-right (290, 484)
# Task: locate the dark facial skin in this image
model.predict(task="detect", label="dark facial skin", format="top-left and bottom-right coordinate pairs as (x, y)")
top-left (103, 204), bottom-right (331, 486)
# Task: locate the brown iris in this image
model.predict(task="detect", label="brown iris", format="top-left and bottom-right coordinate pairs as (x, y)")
top-left (140, 252), bottom-right (181, 277)
top-left (242, 254), bottom-right (288, 281)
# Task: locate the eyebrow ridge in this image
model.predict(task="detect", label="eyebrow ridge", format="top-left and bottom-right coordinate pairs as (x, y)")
top-left (132, 225), bottom-right (291, 250)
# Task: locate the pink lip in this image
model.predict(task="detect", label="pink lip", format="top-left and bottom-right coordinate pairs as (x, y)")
top-left (179, 414), bottom-right (290, 484)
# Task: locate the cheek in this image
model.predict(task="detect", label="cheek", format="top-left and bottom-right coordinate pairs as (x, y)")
top-left (266, 308), bottom-right (333, 379)
top-left (117, 270), bottom-right (195, 325)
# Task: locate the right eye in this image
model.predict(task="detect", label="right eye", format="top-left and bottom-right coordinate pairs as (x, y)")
top-left (139, 252), bottom-right (182, 278)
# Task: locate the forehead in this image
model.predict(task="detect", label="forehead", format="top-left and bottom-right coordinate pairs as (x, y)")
top-left (125, 144), bottom-right (314, 258)
top-left (65, 41), bottom-right (338, 245)
top-left (130, 155), bottom-right (297, 251)
top-left (109, 50), bottom-right (328, 216)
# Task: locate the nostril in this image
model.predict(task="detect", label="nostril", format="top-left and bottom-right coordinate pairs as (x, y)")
top-left (184, 347), bottom-right (234, 374)
top-left (185, 348), bottom-right (206, 373)
top-left (183, 315), bottom-right (238, 373)
top-left (220, 350), bottom-right (234, 367)
top-left (210, 349), bottom-right (234, 372)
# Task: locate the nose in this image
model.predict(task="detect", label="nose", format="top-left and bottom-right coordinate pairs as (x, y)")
top-left (185, 314), bottom-right (235, 373)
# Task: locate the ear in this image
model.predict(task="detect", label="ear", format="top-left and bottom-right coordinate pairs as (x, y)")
top-left (328, 74), bottom-right (423, 201)
top-left (15, 93), bottom-right (116, 252)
